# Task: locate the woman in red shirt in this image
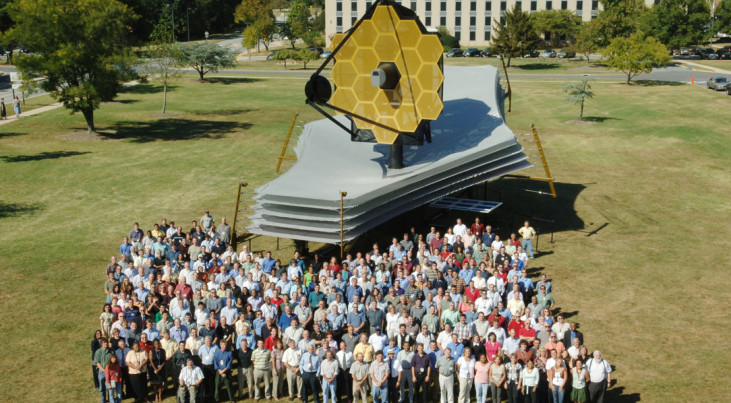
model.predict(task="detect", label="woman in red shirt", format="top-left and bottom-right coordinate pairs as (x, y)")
top-left (264, 327), bottom-right (281, 351)
top-left (485, 332), bottom-right (502, 362)
top-left (104, 354), bottom-right (123, 403)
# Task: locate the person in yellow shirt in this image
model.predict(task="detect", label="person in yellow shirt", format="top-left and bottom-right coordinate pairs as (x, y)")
top-left (353, 333), bottom-right (375, 363)
top-left (518, 221), bottom-right (536, 259)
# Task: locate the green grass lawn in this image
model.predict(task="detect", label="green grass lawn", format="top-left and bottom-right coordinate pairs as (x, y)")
top-left (0, 73), bottom-right (729, 402)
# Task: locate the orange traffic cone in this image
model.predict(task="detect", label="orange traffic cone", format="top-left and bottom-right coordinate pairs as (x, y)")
top-left (691, 76), bottom-right (694, 84)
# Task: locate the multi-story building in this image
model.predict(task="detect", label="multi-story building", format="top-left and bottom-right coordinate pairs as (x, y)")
top-left (325, 0), bottom-right (654, 47)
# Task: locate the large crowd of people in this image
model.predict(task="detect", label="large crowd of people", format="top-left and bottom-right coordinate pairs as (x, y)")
top-left (92, 210), bottom-right (613, 403)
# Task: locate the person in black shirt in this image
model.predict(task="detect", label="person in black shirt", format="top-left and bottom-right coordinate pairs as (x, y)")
top-left (236, 340), bottom-right (254, 400)
top-left (216, 317), bottom-right (236, 350)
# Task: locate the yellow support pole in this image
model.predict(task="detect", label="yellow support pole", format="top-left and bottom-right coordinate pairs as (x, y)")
top-left (232, 181), bottom-right (247, 249)
top-left (530, 123), bottom-right (557, 198)
top-left (340, 191), bottom-right (347, 259)
top-left (276, 112), bottom-right (299, 173)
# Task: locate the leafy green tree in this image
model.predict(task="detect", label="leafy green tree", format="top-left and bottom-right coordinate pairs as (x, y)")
top-left (145, 20), bottom-right (181, 114)
top-left (492, 5), bottom-right (540, 112)
top-left (295, 48), bottom-right (318, 69)
top-left (235, 0), bottom-right (276, 51)
top-left (243, 24), bottom-right (261, 55)
top-left (717, 0), bottom-right (731, 35)
top-left (8, 0), bottom-right (136, 134)
top-left (278, 22), bottom-right (298, 49)
top-left (641, 0), bottom-right (710, 47)
top-left (273, 49), bottom-right (295, 68)
top-left (572, 20), bottom-right (602, 62)
top-left (177, 41), bottom-right (237, 80)
top-left (531, 9), bottom-right (582, 47)
top-left (437, 26), bottom-right (460, 50)
top-left (287, 1), bottom-right (312, 45)
top-left (603, 32), bottom-right (670, 84)
top-left (594, 0), bottom-right (647, 47)
top-left (563, 76), bottom-right (594, 120)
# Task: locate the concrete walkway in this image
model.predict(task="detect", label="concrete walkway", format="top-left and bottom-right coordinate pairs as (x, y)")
top-left (676, 60), bottom-right (731, 74)
top-left (0, 102), bottom-right (61, 126)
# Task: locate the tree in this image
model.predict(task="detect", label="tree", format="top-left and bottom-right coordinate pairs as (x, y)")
top-left (492, 5), bottom-right (540, 111)
top-left (563, 76), bottom-right (594, 120)
top-left (235, 0), bottom-right (276, 51)
top-left (437, 26), bottom-right (460, 50)
top-left (594, 0), bottom-right (647, 47)
top-left (603, 32), bottom-right (670, 84)
top-left (572, 20), bottom-right (602, 62)
top-left (273, 49), bottom-right (295, 68)
top-left (278, 22), bottom-right (298, 49)
top-left (531, 9), bottom-right (582, 47)
top-left (145, 20), bottom-right (181, 114)
top-left (177, 42), bottom-right (237, 81)
top-left (641, 0), bottom-right (710, 47)
top-left (287, 1), bottom-right (312, 46)
top-left (7, 0), bottom-right (136, 134)
top-left (294, 48), bottom-right (318, 69)
top-left (718, 0), bottom-right (731, 35)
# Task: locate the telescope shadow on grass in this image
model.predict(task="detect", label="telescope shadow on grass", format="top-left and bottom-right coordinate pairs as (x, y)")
top-left (1, 150), bottom-right (90, 162)
top-left (104, 118), bottom-right (252, 143)
top-left (0, 201), bottom-right (43, 218)
top-left (204, 77), bottom-right (263, 85)
top-left (515, 63), bottom-right (560, 71)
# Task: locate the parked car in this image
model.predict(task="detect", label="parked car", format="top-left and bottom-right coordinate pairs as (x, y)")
top-left (307, 47), bottom-right (324, 55)
top-left (463, 48), bottom-right (482, 57)
top-left (523, 50), bottom-right (539, 58)
top-left (726, 82), bottom-right (731, 96)
top-left (320, 50), bottom-right (332, 59)
top-left (446, 48), bottom-right (464, 57)
top-left (480, 48), bottom-right (493, 57)
top-left (266, 51), bottom-right (277, 60)
top-left (679, 47), bottom-right (690, 56)
top-left (540, 49), bottom-right (556, 58)
top-left (701, 48), bottom-right (718, 60)
top-left (707, 76), bottom-right (729, 91)
top-left (557, 48), bottom-right (576, 58)
top-left (717, 49), bottom-right (731, 60)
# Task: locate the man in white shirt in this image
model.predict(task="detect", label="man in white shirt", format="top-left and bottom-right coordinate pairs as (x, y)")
top-left (178, 358), bottom-right (204, 403)
top-left (567, 338), bottom-right (581, 359)
top-left (437, 324), bottom-right (454, 352)
top-left (368, 326), bottom-right (389, 352)
top-left (282, 340), bottom-right (303, 400)
top-left (474, 290), bottom-right (494, 315)
top-left (587, 350), bottom-right (612, 403)
top-left (487, 320), bottom-right (506, 345)
top-left (453, 218), bottom-right (467, 238)
top-left (336, 341), bottom-right (355, 401)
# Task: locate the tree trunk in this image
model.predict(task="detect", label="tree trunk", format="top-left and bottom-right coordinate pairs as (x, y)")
top-left (579, 99), bottom-right (584, 120)
top-left (82, 107), bottom-right (96, 134)
top-left (162, 83), bottom-right (168, 114)
top-left (199, 70), bottom-right (205, 80)
top-left (626, 74), bottom-right (631, 85)
top-left (500, 55), bottom-right (512, 113)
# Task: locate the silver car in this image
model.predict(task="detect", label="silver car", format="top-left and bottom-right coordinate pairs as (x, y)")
top-left (706, 77), bottom-right (729, 90)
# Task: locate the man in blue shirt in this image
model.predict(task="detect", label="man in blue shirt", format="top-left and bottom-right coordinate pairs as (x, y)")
top-left (327, 305), bottom-right (347, 335)
top-left (346, 304), bottom-right (367, 334)
top-left (445, 333), bottom-right (464, 360)
top-left (236, 323), bottom-right (256, 350)
top-left (299, 344), bottom-right (321, 403)
top-left (276, 273), bottom-right (293, 296)
top-left (427, 340), bottom-right (444, 371)
top-left (459, 266), bottom-right (474, 285)
top-left (278, 305), bottom-right (297, 333)
top-left (345, 279), bottom-right (363, 303)
top-left (198, 336), bottom-right (220, 397)
top-left (214, 340), bottom-right (234, 402)
top-left (308, 284), bottom-right (325, 309)
top-left (261, 251), bottom-right (276, 274)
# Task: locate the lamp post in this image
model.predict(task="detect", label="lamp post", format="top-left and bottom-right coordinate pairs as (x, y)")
top-left (340, 191), bottom-right (347, 259)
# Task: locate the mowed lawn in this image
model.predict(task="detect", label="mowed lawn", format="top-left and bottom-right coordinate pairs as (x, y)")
top-left (0, 73), bottom-right (729, 402)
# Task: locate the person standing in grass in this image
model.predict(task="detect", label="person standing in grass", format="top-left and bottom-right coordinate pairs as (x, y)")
top-left (519, 359), bottom-right (540, 403)
top-left (104, 354), bottom-right (123, 403)
top-left (1, 97), bottom-right (7, 119)
top-left (570, 359), bottom-right (590, 403)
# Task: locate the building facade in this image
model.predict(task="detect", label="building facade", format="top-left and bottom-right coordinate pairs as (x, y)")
top-left (325, 0), bottom-right (654, 47)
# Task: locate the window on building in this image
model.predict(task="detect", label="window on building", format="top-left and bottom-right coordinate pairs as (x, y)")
top-left (336, 2), bottom-right (342, 11)
top-left (485, 31), bottom-right (491, 40)
top-left (561, 0), bottom-right (567, 9)
top-left (426, 2), bottom-right (432, 11)
top-left (337, 17), bottom-right (342, 26)
top-left (486, 1), bottom-right (492, 10)
top-left (471, 1), bottom-right (477, 11)
top-left (500, 16), bottom-right (505, 25)
top-left (425, 16), bottom-right (432, 25)
top-left (470, 31), bottom-right (476, 40)
top-left (455, 31), bottom-right (461, 40)
top-left (366, 1), bottom-right (371, 9)
top-left (411, 1), bottom-right (417, 11)
top-left (516, 1), bottom-right (522, 9)
top-left (546, 1), bottom-right (552, 10)
top-left (485, 16), bottom-right (491, 25)
top-left (576, 0), bottom-right (583, 9)
top-left (591, 0), bottom-right (598, 9)
top-left (456, 2), bottom-right (461, 11)
top-left (470, 16), bottom-right (476, 25)
top-left (440, 16), bottom-right (447, 25)
top-left (352, 16), bottom-right (357, 24)
top-left (351, 1), bottom-right (357, 10)
top-left (531, 1), bottom-right (537, 10)
top-left (456, 16), bottom-right (461, 26)
top-left (441, 1), bottom-right (447, 11)
top-left (500, 1), bottom-right (507, 10)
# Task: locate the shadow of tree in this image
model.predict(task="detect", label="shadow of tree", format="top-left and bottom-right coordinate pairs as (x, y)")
top-left (205, 77), bottom-right (263, 85)
top-left (633, 80), bottom-right (684, 87)
top-left (0, 201), bottom-right (43, 218)
top-left (517, 63), bottom-right (561, 70)
top-left (120, 84), bottom-right (173, 95)
top-left (582, 116), bottom-right (620, 122)
top-left (606, 386), bottom-right (641, 403)
top-left (193, 108), bottom-right (255, 117)
top-left (0, 131), bottom-right (26, 139)
top-left (103, 118), bottom-right (252, 143)
top-left (1, 151), bottom-right (90, 162)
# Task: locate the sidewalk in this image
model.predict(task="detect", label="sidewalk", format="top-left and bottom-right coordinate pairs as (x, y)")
top-left (0, 102), bottom-right (61, 126)
top-left (677, 60), bottom-right (731, 74)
